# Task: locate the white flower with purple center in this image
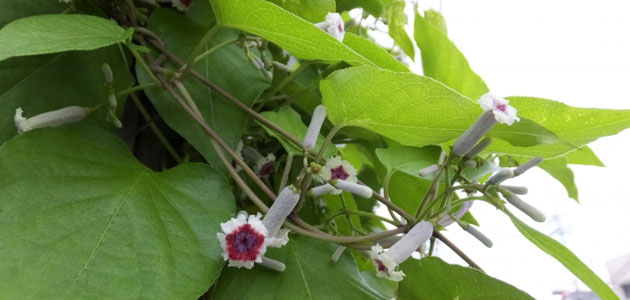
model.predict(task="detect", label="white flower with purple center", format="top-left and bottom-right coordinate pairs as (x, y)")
top-left (172, 0), bottom-right (194, 11)
top-left (478, 93), bottom-right (520, 125)
top-left (319, 156), bottom-right (358, 194)
top-left (217, 212), bottom-right (270, 269)
top-left (370, 221), bottom-right (433, 281)
top-left (315, 13), bottom-right (345, 42)
top-left (255, 153), bottom-right (276, 177)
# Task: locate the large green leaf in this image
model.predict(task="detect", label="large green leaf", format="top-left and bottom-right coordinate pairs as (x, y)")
top-left (343, 33), bottom-right (408, 72)
top-left (376, 145), bottom-right (440, 176)
top-left (213, 236), bottom-right (390, 300)
top-left (399, 257), bottom-right (534, 299)
top-left (565, 146), bottom-right (603, 166)
top-left (505, 211), bottom-right (619, 299)
top-left (0, 14), bottom-right (132, 62)
top-left (211, 0), bottom-right (404, 71)
top-left (0, 127), bottom-right (235, 299)
top-left (414, 11), bottom-right (488, 100)
top-left (138, 9), bottom-right (269, 171)
top-left (0, 0), bottom-right (66, 28)
top-left (321, 65), bottom-right (563, 150)
top-left (487, 97), bottom-right (630, 158)
top-left (386, 0), bottom-right (414, 58)
top-left (539, 157), bottom-right (578, 200)
top-left (268, 0), bottom-right (336, 22)
top-left (260, 106), bottom-right (336, 157)
top-left (336, 0), bottom-right (389, 17)
top-left (0, 46), bottom-right (134, 145)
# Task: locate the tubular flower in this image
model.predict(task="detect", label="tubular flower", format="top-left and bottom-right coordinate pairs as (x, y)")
top-left (217, 212), bottom-right (270, 269)
top-left (15, 106), bottom-right (87, 134)
top-left (478, 93), bottom-right (520, 125)
top-left (303, 105), bottom-right (327, 151)
top-left (262, 187), bottom-right (300, 248)
top-left (315, 13), bottom-right (345, 42)
top-left (370, 221), bottom-right (434, 281)
top-left (172, 0), bottom-right (194, 11)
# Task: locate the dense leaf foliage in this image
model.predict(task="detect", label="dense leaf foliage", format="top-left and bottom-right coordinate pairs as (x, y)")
top-left (0, 0), bottom-right (624, 299)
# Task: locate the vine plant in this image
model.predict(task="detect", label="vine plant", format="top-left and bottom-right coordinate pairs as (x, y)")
top-left (0, 0), bottom-right (627, 299)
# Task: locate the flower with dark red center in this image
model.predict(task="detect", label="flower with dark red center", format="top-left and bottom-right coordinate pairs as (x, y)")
top-left (477, 92), bottom-right (520, 125)
top-left (315, 13), bottom-right (345, 42)
top-left (172, 0), bottom-right (193, 11)
top-left (370, 221), bottom-right (434, 281)
top-left (217, 212), bottom-right (270, 269)
top-left (320, 156), bottom-right (357, 194)
top-left (255, 153), bottom-right (276, 177)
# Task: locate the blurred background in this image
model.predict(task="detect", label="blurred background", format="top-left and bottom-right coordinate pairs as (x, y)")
top-left (362, 0), bottom-right (630, 299)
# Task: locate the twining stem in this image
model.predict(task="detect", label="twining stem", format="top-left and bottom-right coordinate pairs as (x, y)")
top-left (116, 82), bottom-right (157, 97)
top-left (130, 92), bottom-right (183, 163)
top-left (315, 126), bottom-right (341, 162)
top-left (264, 62), bottom-right (312, 102)
top-left (433, 231), bottom-right (484, 272)
top-left (383, 170), bottom-right (403, 225)
top-left (415, 154), bottom-right (456, 219)
top-left (192, 37), bottom-right (239, 66)
top-left (127, 43), bottom-right (161, 85)
top-left (142, 36), bottom-right (304, 148)
top-left (279, 153), bottom-right (293, 193)
top-left (180, 24), bottom-right (220, 78)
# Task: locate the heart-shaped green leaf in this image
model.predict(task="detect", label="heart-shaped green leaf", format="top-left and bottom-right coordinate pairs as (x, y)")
top-left (0, 127), bottom-right (235, 299)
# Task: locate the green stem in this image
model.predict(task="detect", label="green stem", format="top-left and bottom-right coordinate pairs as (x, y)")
top-left (116, 82), bottom-right (156, 97)
top-left (315, 125), bottom-right (341, 162)
top-left (127, 43), bottom-right (161, 85)
top-left (415, 154), bottom-right (455, 219)
top-left (180, 24), bottom-right (221, 77)
top-left (192, 37), bottom-right (239, 66)
top-left (265, 62), bottom-right (311, 100)
top-left (130, 93), bottom-right (183, 163)
top-left (346, 210), bottom-right (397, 225)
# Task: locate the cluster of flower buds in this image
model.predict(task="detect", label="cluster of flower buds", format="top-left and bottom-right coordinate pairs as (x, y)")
top-left (217, 186), bottom-right (300, 270)
top-left (102, 64), bottom-right (122, 129)
top-left (315, 13), bottom-right (345, 42)
top-left (370, 221), bottom-right (434, 281)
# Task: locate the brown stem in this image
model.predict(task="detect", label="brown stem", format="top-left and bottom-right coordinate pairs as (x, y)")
top-left (433, 231), bottom-right (484, 272)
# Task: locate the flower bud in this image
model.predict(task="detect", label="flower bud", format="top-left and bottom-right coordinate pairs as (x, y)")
top-left (303, 105), bottom-right (327, 151)
top-left (487, 168), bottom-right (514, 185)
top-left (507, 194), bottom-right (546, 222)
top-left (260, 256), bottom-right (286, 272)
top-left (262, 187), bottom-right (300, 247)
top-left (464, 137), bottom-right (492, 159)
top-left (502, 185), bottom-right (528, 195)
top-left (462, 160), bottom-right (477, 168)
top-left (101, 63), bottom-right (113, 84)
top-left (418, 164), bottom-right (438, 177)
top-left (438, 201), bottom-right (473, 227)
top-left (452, 110), bottom-right (496, 156)
top-left (463, 225), bottom-right (493, 248)
top-left (334, 180), bottom-right (373, 198)
top-left (331, 246), bottom-right (346, 262)
top-left (309, 184), bottom-right (337, 197)
top-left (15, 106), bottom-right (88, 134)
top-left (514, 156), bottom-right (543, 176)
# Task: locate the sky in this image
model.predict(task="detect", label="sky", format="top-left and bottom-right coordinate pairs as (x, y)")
top-left (370, 0), bottom-right (630, 299)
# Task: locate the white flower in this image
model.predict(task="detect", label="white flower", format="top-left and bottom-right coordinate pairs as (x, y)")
top-left (262, 187), bottom-right (300, 248)
top-left (255, 153), bottom-right (276, 177)
top-left (172, 0), bottom-right (194, 11)
top-left (371, 244), bottom-right (405, 282)
top-left (15, 106), bottom-right (87, 134)
top-left (370, 221), bottom-right (433, 281)
top-left (320, 156), bottom-right (357, 191)
top-left (217, 212), bottom-right (270, 269)
top-left (303, 105), bottom-right (327, 151)
top-left (315, 13), bottom-right (345, 42)
top-left (478, 93), bottom-right (520, 125)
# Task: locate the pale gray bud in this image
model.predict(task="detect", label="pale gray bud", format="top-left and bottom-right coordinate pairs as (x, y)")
top-left (464, 225), bottom-right (493, 248)
top-left (335, 180), bottom-right (373, 198)
top-left (303, 105), bottom-right (327, 151)
top-left (387, 221), bottom-right (434, 265)
top-left (464, 137), bottom-right (492, 159)
top-left (418, 164), bottom-right (438, 177)
top-left (452, 111), bottom-right (496, 156)
top-left (438, 201), bottom-right (473, 227)
top-left (15, 106), bottom-right (88, 134)
top-left (331, 246), bottom-right (346, 262)
top-left (263, 187), bottom-right (300, 238)
top-left (462, 160), bottom-right (477, 168)
top-left (514, 156), bottom-right (543, 176)
top-left (502, 185), bottom-right (528, 195)
top-left (260, 256), bottom-right (286, 272)
top-left (309, 184), bottom-right (337, 197)
top-left (487, 168), bottom-right (514, 185)
top-left (507, 194), bottom-right (546, 222)
top-left (101, 63), bottom-right (113, 83)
